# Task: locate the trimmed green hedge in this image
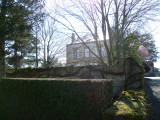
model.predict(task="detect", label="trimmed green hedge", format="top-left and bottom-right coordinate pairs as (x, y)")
top-left (0, 78), bottom-right (113, 120)
top-left (104, 90), bottom-right (150, 120)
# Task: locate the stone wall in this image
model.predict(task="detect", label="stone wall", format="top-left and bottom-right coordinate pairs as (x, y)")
top-left (7, 57), bottom-right (144, 97)
top-left (7, 65), bottom-right (104, 78)
top-left (124, 57), bottom-right (145, 90)
top-left (107, 57), bottom-right (145, 97)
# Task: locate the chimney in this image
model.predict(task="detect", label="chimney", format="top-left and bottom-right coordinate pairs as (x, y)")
top-left (71, 33), bottom-right (75, 43)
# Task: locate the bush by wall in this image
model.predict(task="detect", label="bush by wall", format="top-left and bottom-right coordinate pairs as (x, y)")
top-left (104, 90), bottom-right (151, 120)
top-left (0, 78), bottom-right (113, 120)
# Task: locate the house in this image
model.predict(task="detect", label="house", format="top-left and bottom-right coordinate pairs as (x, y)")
top-left (66, 33), bottom-right (156, 69)
top-left (66, 33), bottom-right (108, 66)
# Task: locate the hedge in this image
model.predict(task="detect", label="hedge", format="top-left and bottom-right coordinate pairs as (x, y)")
top-left (104, 90), bottom-right (151, 120)
top-left (0, 78), bottom-right (113, 120)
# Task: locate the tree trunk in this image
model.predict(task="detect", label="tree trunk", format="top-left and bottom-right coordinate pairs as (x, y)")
top-left (14, 46), bottom-right (18, 77)
top-left (114, 0), bottom-right (120, 64)
top-left (0, 0), bottom-right (7, 78)
top-left (43, 40), bottom-right (46, 67)
top-left (47, 45), bottom-right (49, 67)
top-left (0, 39), bottom-right (6, 78)
top-left (35, 37), bottom-right (38, 67)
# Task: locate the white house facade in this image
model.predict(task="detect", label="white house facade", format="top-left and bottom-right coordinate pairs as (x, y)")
top-left (66, 34), bottom-right (108, 66)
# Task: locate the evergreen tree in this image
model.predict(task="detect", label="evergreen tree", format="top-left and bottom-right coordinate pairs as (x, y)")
top-left (122, 33), bottom-right (141, 62)
top-left (0, 0), bottom-right (45, 77)
top-left (5, 2), bottom-right (35, 69)
top-left (122, 32), bottom-right (159, 62)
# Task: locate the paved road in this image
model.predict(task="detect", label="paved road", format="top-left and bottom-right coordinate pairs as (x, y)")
top-left (145, 77), bottom-right (160, 120)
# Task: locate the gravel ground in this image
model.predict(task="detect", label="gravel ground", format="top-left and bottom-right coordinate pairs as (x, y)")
top-left (145, 77), bottom-right (160, 120)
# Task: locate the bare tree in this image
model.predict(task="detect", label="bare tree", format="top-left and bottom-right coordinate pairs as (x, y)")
top-left (100, 0), bottom-right (160, 63)
top-left (32, 22), bottom-right (42, 68)
top-left (38, 18), bottom-right (66, 67)
top-left (50, 0), bottom-right (160, 66)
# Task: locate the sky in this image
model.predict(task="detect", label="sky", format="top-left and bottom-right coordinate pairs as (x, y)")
top-left (45, 0), bottom-right (160, 67)
top-left (153, 28), bottom-right (160, 68)
top-left (146, 21), bottom-right (160, 68)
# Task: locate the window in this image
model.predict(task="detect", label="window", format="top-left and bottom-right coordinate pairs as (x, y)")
top-left (101, 47), bottom-right (105, 56)
top-left (94, 47), bottom-right (105, 57)
top-left (85, 48), bottom-right (89, 58)
top-left (77, 49), bottom-right (80, 59)
top-left (73, 49), bottom-right (77, 59)
top-left (73, 49), bottom-right (80, 59)
top-left (95, 48), bottom-right (99, 56)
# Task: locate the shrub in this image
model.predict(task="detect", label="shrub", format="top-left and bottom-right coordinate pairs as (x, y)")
top-left (0, 78), bottom-right (113, 120)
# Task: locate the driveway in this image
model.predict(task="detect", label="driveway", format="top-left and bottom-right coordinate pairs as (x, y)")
top-left (144, 77), bottom-right (160, 120)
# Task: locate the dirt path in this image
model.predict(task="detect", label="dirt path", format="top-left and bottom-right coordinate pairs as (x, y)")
top-left (145, 77), bottom-right (160, 120)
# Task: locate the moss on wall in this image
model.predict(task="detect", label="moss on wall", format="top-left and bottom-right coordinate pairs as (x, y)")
top-left (104, 90), bottom-right (151, 120)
